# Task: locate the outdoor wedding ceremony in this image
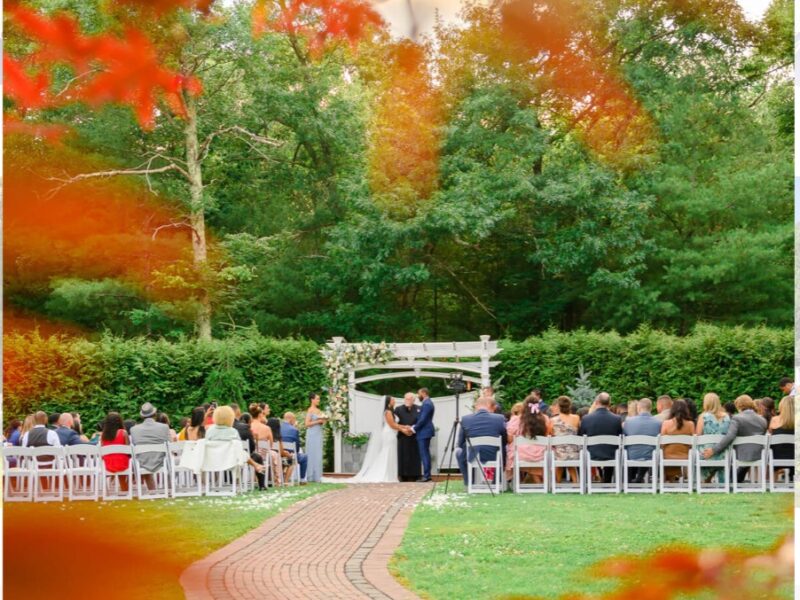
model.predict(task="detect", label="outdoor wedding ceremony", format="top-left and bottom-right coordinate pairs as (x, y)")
top-left (1, 0), bottom-right (795, 598)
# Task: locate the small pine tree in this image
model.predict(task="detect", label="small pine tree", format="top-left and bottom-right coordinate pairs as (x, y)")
top-left (566, 364), bottom-right (597, 408)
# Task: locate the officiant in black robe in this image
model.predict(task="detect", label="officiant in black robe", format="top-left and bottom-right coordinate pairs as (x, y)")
top-left (395, 392), bottom-right (421, 482)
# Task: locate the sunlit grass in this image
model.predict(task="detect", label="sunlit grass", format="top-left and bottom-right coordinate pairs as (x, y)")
top-left (392, 484), bottom-right (792, 599)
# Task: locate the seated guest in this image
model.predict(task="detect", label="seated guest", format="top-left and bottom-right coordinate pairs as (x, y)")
top-left (56, 413), bottom-right (88, 446)
top-left (249, 404), bottom-right (278, 485)
top-left (156, 412), bottom-right (178, 442)
top-left (89, 420), bottom-right (104, 445)
top-left (204, 403), bottom-right (216, 426)
top-left (264, 403), bottom-right (292, 481)
top-left (576, 406), bottom-right (590, 419)
top-left (47, 412), bottom-right (60, 430)
top-left (724, 401), bottom-right (736, 418)
top-left (22, 411), bottom-right (62, 448)
top-left (578, 392), bottom-right (622, 484)
top-left (696, 393), bottom-right (731, 483)
top-left (703, 395), bottom-right (767, 483)
top-left (627, 400), bottom-right (639, 419)
top-left (123, 419), bottom-right (136, 435)
top-left (684, 399), bottom-right (698, 424)
top-left (230, 403), bottom-right (266, 490)
top-left (101, 411), bottom-right (131, 490)
top-left (655, 395), bottom-right (673, 422)
top-left (768, 395), bottom-right (795, 482)
top-left (205, 406), bottom-right (265, 476)
top-left (178, 407), bottom-right (206, 441)
top-left (551, 396), bottom-right (581, 484)
top-left (456, 396), bottom-right (508, 486)
top-left (17, 415), bottom-right (35, 446)
top-left (241, 413), bottom-right (252, 425)
top-left (5, 419), bottom-right (21, 447)
top-left (281, 412), bottom-right (307, 484)
top-left (505, 394), bottom-right (552, 483)
top-left (530, 388), bottom-right (549, 415)
top-left (71, 413), bottom-right (84, 437)
top-left (660, 399), bottom-right (695, 481)
top-left (130, 403), bottom-right (170, 489)
top-left (623, 398), bottom-right (661, 484)
top-left (755, 397), bottom-right (776, 423)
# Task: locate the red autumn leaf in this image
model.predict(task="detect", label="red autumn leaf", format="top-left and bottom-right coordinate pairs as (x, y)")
top-left (5, 6), bottom-right (203, 129)
top-left (116, 0), bottom-right (216, 14)
top-left (252, 0), bottom-right (383, 55)
top-left (2, 54), bottom-right (50, 109)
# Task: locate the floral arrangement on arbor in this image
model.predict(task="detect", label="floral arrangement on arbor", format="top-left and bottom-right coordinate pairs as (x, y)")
top-left (321, 340), bottom-right (393, 427)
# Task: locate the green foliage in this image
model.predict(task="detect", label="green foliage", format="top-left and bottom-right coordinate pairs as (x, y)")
top-left (496, 325), bottom-right (793, 408)
top-left (4, 332), bottom-right (326, 428)
top-left (5, 325), bottom-right (791, 428)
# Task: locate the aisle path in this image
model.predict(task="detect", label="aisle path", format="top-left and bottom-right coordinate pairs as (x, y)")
top-left (181, 483), bottom-right (432, 599)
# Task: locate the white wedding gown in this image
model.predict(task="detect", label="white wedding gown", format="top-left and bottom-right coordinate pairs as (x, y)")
top-left (344, 411), bottom-right (399, 483)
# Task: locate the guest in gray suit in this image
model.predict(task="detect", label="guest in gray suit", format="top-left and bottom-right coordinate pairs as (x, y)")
top-left (703, 395), bottom-right (767, 483)
top-left (623, 398), bottom-right (661, 483)
top-left (130, 402), bottom-right (170, 489)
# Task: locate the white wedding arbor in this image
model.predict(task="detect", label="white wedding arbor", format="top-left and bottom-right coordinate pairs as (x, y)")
top-left (327, 336), bottom-right (502, 473)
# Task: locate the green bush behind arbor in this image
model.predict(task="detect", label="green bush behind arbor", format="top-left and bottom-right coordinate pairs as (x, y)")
top-left (4, 325), bottom-right (792, 428)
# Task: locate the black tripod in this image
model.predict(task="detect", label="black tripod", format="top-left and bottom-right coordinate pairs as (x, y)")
top-left (433, 373), bottom-right (496, 496)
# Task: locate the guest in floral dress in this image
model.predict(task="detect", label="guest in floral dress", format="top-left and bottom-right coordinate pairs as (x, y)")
top-left (696, 393), bottom-right (731, 483)
top-left (551, 396), bottom-right (581, 484)
top-left (505, 395), bottom-right (552, 483)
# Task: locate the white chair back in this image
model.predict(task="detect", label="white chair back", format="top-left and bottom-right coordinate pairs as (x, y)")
top-left (550, 435), bottom-right (585, 494)
top-left (30, 446), bottom-right (66, 502)
top-left (99, 444), bottom-right (134, 500)
top-left (3, 446), bottom-right (35, 502)
top-left (622, 435), bottom-right (659, 494)
top-left (585, 435), bottom-right (622, 494)
top-left (65, 445), bottom-right (101, 501)
top-left (466, 436), bottom-right (504, 494)
top-left (768, 434), bottom-right (795, 493)
top-left (732, 435), bottom-right (768, 493)
top-left (658, 435), bottom-right (695, 494)
top-left (694, 434), bottom-right (729, 494)
top-left (512, 436), bottom-right (549, 494)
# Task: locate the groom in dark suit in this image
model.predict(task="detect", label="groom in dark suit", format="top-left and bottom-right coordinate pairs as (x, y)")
top-left (412, 388), bottom-right (435, 482)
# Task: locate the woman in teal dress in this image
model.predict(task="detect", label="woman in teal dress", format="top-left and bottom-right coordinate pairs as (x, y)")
top-left (696, 393), bottom-right (731, 483)
top-left (304, 392), bottom-right (328, 482)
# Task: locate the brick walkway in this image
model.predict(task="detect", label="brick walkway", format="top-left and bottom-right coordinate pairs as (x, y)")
top-left (181, 483), bottom-right (431, 599)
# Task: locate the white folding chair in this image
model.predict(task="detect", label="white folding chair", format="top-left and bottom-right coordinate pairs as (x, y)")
top-left (99, 445), bottom-right (134, 500)
top-left (240, 440), bottom-right (256, 492)
top-left (466, 436), bottom-right (504, 494)
top-left (257, 440), bottom-right (277, 487)
top-left (202, 440), bottom-right (244, 496)
top-left (585, 436), bottom-right (622, 494)
top-left (732, 435), bottom-right (767, 493)
top-left (622, 435), bottom-right (659, 494)
top-left (31, 446), bottom-right (66, 502)
top-left (65, 445), bottom-right (101, 501)
top-left (695, 434), bottom-right (730, 494)
top-left (768, 434), bottom-right (795, 493)
top-left (132, 443), bottom-right (170, 500)
top-left (281, 441), bottom-right (301, 485)
top-left (550, 435), bottom-right (585, 494)
top-left (3, 446), bottom-right (34, 502)
top-left (169, 442), bottom-right (202, 497)
top-left (512, 436), bottom-right (549, 493)
top-left (658, 435), bottom-right (695, 493)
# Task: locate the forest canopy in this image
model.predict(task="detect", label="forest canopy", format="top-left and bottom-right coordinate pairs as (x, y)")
top-left (4, 0), bottom-right (793, 342)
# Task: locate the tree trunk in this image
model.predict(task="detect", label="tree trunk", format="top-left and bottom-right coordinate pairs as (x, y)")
top-left (184, 95), bottom-right (212, 341)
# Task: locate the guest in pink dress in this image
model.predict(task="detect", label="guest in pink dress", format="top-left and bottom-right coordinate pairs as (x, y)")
top-left (505, 394), bottom-right (552, 483)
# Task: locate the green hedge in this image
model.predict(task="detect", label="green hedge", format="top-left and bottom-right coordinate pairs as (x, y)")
top-left (4, 325), bottom-right (792, 429)
top-left (4, 332), bottom-right (326, 429)
top-left (495, 325), bottom-right (793, 407)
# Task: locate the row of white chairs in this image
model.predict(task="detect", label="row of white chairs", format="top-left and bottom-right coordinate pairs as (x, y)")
top-left (1, 439), bottom-right (291, 502)
top-left (466, 434), bottom-right (795, 495)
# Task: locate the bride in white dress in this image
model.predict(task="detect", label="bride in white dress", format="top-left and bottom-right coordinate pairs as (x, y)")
top-left (347, 395), bottom-right (409, 483)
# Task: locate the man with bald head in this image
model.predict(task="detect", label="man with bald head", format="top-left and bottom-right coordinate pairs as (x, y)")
top-left (578, 392), bottom-right (623, 484)
top-left (55, 413), bottom-right (87, 446)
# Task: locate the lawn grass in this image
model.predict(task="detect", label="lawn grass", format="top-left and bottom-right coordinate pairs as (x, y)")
top-left (4, 483), bottom-right (341, 600)
top-left (392, 485), bottom-right (792, 599)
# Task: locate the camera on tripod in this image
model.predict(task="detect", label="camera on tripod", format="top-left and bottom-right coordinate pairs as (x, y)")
top-left (445, 372), bottom-right (468, 394)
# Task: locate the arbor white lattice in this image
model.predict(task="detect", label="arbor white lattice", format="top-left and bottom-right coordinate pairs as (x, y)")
top-left (324, 336), bottom-right (502, 473)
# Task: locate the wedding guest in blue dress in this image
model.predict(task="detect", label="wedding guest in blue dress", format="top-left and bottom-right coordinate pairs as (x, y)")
top-left (304, 392), bottom-right (328, 482)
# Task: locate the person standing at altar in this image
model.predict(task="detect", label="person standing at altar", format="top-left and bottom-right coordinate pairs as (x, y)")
top-left (395, 392), bottom-right (421, 482)
top-left (412, 388), bottom-right (435, 482)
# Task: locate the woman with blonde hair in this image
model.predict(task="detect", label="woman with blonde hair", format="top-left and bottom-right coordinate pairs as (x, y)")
top-left (696, 393), bottom-right (731, 483)
top-left (768, 396), bottom-right (794, 483)
top-left (510, 402), bottom-right (524, 418)
top-left (205, 406), bottom-right (265, 476)
top-left (18, 414), bottom-right (35, 445)
top-left (627, 400), bottom-right (639, 419)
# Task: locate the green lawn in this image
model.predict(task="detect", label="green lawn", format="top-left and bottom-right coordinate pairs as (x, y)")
top-left (5, 483), bottom-right (341, 600)
top-left (392, 485), bottom-right (792, 599)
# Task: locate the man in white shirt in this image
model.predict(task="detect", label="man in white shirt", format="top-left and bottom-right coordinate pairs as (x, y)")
top-left (778, 377), bottom-right (796, 398)
top-left (22, 411), bottom-right (62, 448)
